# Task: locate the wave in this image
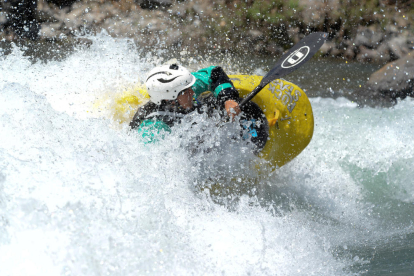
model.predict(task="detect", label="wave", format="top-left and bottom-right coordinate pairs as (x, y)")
top-left (1, 32), bottom-right (413, 275)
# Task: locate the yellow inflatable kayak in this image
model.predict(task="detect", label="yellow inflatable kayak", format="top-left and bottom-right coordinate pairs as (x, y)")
top-left (230, 75), bottom-right (313, 168)
top-left (102, 75), bottom-right (313, 168)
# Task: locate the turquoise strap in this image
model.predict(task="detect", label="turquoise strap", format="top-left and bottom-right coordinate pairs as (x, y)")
top-left (213, 83), bottom-right (233, 97)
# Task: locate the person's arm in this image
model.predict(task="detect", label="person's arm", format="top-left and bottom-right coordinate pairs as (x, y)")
top-left (192, 66), bottom-right (241, 118)
top-left (136, 120), bottom-right (171, 144)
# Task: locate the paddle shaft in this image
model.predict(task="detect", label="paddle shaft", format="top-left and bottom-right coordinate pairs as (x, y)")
top-left (239, 84), bottom-right (265, 106)
top-left (239, 32), bottom-right (328, 107)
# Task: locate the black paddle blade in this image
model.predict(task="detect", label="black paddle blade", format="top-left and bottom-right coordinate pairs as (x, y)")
top-left (239, 32), bottom-right (328, 107)
top-left (261, 32), bottom-right (328, 86)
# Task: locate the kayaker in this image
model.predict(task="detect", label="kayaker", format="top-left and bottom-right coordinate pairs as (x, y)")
top-left (129, 64), bottom-right (268, 151)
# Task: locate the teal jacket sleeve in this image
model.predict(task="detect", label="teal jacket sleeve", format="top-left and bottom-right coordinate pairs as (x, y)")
top-left (191, 66), bottom-right (239, 104)
top-left (136, 120), bottom-right (171, 144)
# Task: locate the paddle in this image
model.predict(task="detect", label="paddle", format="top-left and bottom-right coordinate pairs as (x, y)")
top-left (239, 32), bottom-right (328, 107)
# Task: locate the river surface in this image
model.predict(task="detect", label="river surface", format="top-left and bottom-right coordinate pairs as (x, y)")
top-left (1, 33), bottom-right (413, 275)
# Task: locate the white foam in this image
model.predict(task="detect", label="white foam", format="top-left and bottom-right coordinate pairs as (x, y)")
top-left (2, 33), bottom-right (413, 275)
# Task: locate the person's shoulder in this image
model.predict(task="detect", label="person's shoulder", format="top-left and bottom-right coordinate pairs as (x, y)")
top-left (130, 101), bottom-right (157, 129)
top-left (135, 101), bottom-right (157, 116)
top-left (140, 101), bottom-right (157, 110)
top-left (193, 65), bottom-right (218, 73)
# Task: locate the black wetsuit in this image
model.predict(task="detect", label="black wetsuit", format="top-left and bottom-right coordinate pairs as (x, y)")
top-left (130, 66), bottom-right (268, 151)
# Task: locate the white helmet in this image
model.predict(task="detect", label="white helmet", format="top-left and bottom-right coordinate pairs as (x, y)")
top-left (145, 64), bottom-right (196, 105)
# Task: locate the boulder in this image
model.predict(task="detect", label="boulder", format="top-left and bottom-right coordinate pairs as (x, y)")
top-left (298, 0), bottom-right (340, 27)
top-left (350, 51), bottom-right (414, 107)
top-left (376, 42), bottom-right (391, 62)
top-left (354, 26), bottom-right (383, 49)
top-left (248, 29), bottom-right (264, 40)
top-left (265, 42), bottom-right (283, 55)
top-left (387, 36), bottom-right (410, 60)
top-left (319, 41), bottom-right (335, 55)
top-left (356, 45), bottom-right (383, 63)
top-left (191, 0), bottom-right (214, 20)
top-left (344, 46), bottom-right (356, 60)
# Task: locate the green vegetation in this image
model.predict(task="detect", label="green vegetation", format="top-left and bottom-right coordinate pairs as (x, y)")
top-left (198, 0), bottom-right (414, 52)
top-left (206, 0), bottom-right (304, 50)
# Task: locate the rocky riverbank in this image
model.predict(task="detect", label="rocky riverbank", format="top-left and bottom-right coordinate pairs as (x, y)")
top-left (1, 0), bottom-right (414, 106)
top-left (1, 0), bottom-right (414, 63)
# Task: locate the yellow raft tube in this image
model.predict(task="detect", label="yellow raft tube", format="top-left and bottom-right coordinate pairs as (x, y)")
top-left (104, 75), bottom-right (314, 168)
top-left (230, 75), bottom-right (314, 168)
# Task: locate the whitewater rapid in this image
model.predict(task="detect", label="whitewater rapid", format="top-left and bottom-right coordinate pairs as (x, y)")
top-left (1, 33), bottom-right (413, 275)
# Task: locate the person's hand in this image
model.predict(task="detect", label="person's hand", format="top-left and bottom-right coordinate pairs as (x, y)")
top-left (224, 100), bottom-right (241, 120)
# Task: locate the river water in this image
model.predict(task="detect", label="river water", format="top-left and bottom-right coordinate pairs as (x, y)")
top-left (1, 33), bottom-right (413, 275)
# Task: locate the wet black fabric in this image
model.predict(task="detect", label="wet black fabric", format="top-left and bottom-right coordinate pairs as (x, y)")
top-left (130, 66), bottom-right (268, 152)
top-left (129, 101), bottom-right (196, 129)
top-left (210, 67), bottom-right (240, 106)
top-left (239, 101), bottom-right (269, 152)
top-left (130, 98), bottom-right (268, 153)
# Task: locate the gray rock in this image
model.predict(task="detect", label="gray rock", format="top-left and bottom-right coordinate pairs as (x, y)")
top-left (191, 1), bottom-right (214, 19)
top-left (265, 42), bottom-right (283, 55)
top-left (37, 4), bottom-right (58, 23)
top-left (168, 2), bottom-right (187, 18)
top-left (384, 24), bottom-right (399, 35)
top-left (0, 12), bottom-right (7, 25)
top-left (356, 46), bottom-right (383, 63)
top-left (298, 0), bottom-right (340, 27)
top-left (330, 45), bottom-right (342, 57)
top-left (319, 41), bottom-right (342, 57)
top-left (387, 36), bottom-right (409, 60)
top-left (351, 51), bottom-right (414, 107)
top-left (376, 42), bottom-right (391, 62)
top-left (248, 29), bottom-right (263, 40)
top-left (287, 27), bottom-right (301, 44)
top-left (39, 22), bottom-right (63, 38)
top-left (344, 46), bottom-right (356, 60)
top-left (319, 41), bottom-right (335, 55)
top-left (354, 26), bottom-right (383, 48)
top-left (407, 36), bottom-right (414, 50)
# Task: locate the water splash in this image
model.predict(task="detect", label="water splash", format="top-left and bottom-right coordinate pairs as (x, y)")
top-left (1, 33), bottom-right (414, 275)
